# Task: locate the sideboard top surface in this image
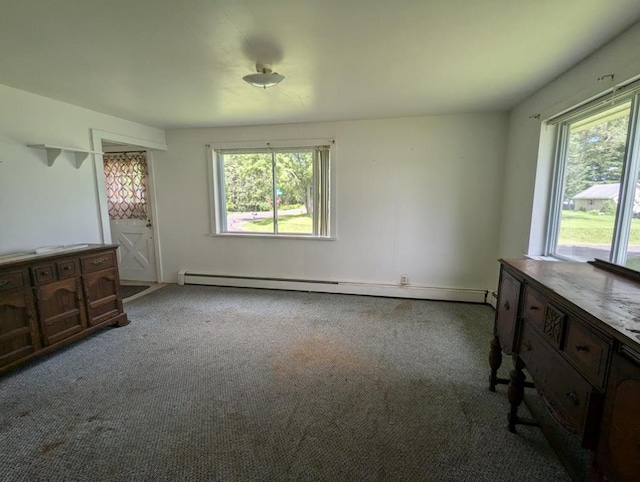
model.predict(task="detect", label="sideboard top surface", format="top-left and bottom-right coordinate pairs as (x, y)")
top-left (501, 258), bottom-right (640, 350)
top-left (0, 244), bottom-right (119, 269)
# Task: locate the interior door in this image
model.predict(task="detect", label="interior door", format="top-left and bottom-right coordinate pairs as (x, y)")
top-left (103, 150), bottom-right (157, 282)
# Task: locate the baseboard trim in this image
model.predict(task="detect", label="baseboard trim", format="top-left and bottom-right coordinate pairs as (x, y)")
top-left (178, 271), bottom-right (489, 303)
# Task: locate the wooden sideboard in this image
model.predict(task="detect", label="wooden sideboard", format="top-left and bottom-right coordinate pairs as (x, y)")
top-left (490, 258), bottom-right (640, 481)
top-left (0, 244), bottom-right (127, 375)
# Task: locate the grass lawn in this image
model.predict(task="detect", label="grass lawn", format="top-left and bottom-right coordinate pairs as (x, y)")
top-left (627, 256), bottom-right (640, 271)
top-left (559, 210), bottom-right (640, 270)
top-left (240, 213), bottom-right (312, 234)
top-left (558, 211), bottom-right (640, 245)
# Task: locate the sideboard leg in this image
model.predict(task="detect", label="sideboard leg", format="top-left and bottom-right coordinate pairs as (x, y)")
top-left (112, 313), bottom-right (129, 327)
top-left (507, 358), bottom-right (526, 433)
top-left (489, 335), bottom-right (503, 392)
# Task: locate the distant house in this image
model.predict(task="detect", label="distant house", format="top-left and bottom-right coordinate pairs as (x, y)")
top-left (572, 183), bottom-right (640, 214)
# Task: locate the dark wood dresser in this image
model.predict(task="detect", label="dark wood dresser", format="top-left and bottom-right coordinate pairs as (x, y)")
top-left (0, 244), bottom-right (127, 375)
top-left (490, 258), bottom-right (640, 481)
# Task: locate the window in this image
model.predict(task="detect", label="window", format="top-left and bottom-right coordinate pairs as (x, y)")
top-left (210, 142), bottom-right (333, 238)
top-left (547, 84), bottom-right (640, 270)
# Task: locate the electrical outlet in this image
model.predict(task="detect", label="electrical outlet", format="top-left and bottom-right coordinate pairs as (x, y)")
top-left (400, 274), bottom-right (409, 285)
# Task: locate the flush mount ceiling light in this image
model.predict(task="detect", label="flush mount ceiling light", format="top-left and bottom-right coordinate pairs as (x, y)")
top-left (243, 63), bottom-right (284, 88)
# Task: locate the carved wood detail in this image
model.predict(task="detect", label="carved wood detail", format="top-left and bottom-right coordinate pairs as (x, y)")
top-left (543, 304), bottom-right (565, 346)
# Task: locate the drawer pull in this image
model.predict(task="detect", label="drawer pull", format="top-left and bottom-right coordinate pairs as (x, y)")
top-left (91, 257), bottom-right (108, 266)
top-left (575, 345), bottom-right (590, 352)
top-left (63, 265), bottom-right (71, 271)
top-left (0, 280), bottom-right (9, 287)
top-left (565, 391), bottom-right (580, 406)
top-left (40, 271), bottom-right (48, 275)
top-left (523, 340), bottom-right (532, 351)
top-left (529, 305), bottom-right (540, 311)
top-left (504, 301), bottom-right (510, 311)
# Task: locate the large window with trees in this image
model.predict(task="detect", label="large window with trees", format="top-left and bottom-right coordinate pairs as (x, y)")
top-left (211, 142), bottom-right (333, 238)
top-left (547, 84), bottom-right (640, 270)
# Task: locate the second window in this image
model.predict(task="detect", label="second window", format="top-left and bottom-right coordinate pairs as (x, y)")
top-left (213, 144), bottom-right (331, 237)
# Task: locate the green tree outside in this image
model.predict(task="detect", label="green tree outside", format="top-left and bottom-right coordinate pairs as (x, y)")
top-left (223, 151), bottom-right (314, 214)
top-left (563, 104), bottom-right (630, 201)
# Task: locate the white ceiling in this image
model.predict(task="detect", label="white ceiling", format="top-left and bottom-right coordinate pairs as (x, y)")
top-left (2, 0), bottom-right (640, 129)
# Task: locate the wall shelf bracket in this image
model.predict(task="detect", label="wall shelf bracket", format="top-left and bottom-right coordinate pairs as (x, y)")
top-left (28, 144), bottom-right (103, 168)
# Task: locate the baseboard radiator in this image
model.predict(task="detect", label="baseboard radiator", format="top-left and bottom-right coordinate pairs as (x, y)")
top-left (178, 271), bottom-right (489, 304)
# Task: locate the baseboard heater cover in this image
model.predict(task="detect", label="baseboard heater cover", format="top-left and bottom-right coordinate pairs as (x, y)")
top-left (178, 270), bottom-right (489, 303)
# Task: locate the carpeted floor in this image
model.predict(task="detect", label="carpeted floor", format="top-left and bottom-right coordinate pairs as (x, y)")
top-left (0, 285), bottom-right (569, 481)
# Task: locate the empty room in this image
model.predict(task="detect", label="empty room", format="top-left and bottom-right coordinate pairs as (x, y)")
top-left (2, 1), bottom-right (640, 480)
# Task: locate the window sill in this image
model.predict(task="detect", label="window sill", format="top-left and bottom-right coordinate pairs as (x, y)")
top-left (524, 255), bottom-right (564, 261)
top-left (209, 233), bottom-right (337, 241)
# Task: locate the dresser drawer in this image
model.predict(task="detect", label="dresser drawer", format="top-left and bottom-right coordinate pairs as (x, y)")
top-left (31, 264), bottom-right (56, 285)
top-left (564, 320), bottom-right (611, 390)
top-left (522, 286), bottom-right (546, 329)
top-left (519, 321), bottom-right (596, 439)
top-left (522, 286), bottom-right (566, 349)
top-left (0, 269), bottom-right (27, 292)
top-left (81, 251), bottom-right (115, 273)
top-left (56, 258), bottom-right (79, 279)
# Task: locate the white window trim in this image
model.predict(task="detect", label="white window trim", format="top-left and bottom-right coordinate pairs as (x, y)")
top-left (206, 139), bottom-right (337, 240)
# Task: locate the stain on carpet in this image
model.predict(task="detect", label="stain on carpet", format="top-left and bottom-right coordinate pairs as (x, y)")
top-left (41, 441), bottom-right (64, 455)
top-left (394, 300), bottom-right (415, 311)
top-left (274, 335), bottom-right (372, 379)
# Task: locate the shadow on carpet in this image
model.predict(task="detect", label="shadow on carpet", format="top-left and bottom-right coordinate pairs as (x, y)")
top-left (120, 285), bottom-right (150, 298)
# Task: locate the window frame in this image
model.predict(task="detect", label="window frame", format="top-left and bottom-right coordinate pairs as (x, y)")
top-left (545, 88), bottom-right (640, 266)
top-left (207, 139), bottom-right (336, 240)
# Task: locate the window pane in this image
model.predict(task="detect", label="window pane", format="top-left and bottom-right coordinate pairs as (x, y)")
top-left (222, 152), bottom-right (274, 233)
top-left (274, 151), bottom-right (314, 235)
top-left (555, 102), bottom-right (631, 261)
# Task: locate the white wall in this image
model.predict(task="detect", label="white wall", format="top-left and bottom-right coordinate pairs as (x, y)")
top-left (499, 22), bottom-right (640, 258)
top-left (0, 85), bottom-right (165, 255)
top-left (154, 114), bottom-right (508, 291)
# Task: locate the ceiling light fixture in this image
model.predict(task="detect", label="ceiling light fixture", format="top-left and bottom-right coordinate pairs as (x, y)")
top-left (243, 63), bottom-right (284, 89)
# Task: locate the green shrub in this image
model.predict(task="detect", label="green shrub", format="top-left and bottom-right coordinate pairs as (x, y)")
top-left (601, 200), bottom-right (617, 215)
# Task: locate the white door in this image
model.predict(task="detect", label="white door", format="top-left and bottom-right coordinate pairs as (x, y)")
top-left (103, 150), bottom-right (157, 282)
top-left (110, 218), bottom-right (157, 282)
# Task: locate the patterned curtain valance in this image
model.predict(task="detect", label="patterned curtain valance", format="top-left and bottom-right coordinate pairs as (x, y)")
top-left (104, 152), bottom-right (148, 220)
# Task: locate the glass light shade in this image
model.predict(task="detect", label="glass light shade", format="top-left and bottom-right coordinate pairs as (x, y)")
top-left (242, 72), bottom-right (284, 88)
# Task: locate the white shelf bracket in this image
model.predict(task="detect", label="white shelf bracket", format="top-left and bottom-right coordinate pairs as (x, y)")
top-left (46, 148), bottom-right (63, 167)
top-left (74, 151), bottom-right (90, 168)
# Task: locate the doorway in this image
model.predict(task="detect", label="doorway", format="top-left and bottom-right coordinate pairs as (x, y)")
top-left (103, 149), bottom-right (157, 282)
top-left (91, 129), bottom-right (166, 283)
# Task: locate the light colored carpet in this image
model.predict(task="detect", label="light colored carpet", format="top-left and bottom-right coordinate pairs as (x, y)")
top-left (0, 285), bottom-right (569, 481)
